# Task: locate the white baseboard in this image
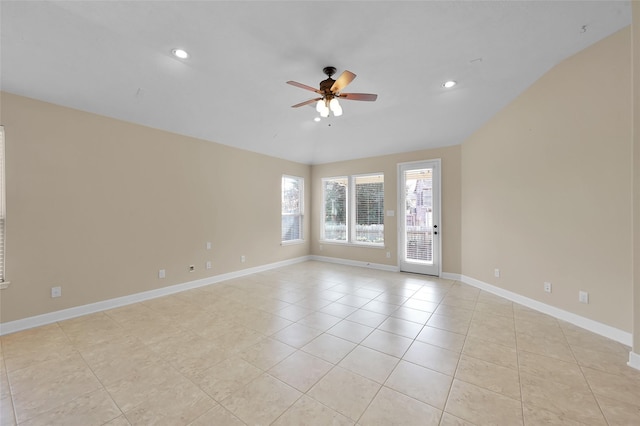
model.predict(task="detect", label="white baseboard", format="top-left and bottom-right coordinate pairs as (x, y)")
top-left (629, 351), bottom-right (640, 371)
top-left (2, 255), bottom-right (633, 349)
top-left (441, 272), bottom-right (462, 281)
top-left (0, 256), bottom-right (311, 336)
top-left (310, 255), bottom-right (400, 272)
top-left (459, 274), bottom-right (632, 346)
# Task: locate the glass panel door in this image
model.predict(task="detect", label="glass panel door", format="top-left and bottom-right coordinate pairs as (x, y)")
top-left (399, 160), bottom-right (440, 275)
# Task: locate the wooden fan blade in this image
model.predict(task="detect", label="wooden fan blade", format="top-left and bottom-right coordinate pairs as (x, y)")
top-left (330, 70), bottom-right (356, 93)
top-left (339, 93), bottom-right (378, 101)
top-left (286, 81), bottom-right (321, 94)
top-left (291, 98), bottom-right (322, 108)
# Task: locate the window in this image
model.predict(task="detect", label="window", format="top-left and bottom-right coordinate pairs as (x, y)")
top-left (322, 173), bottom-right (384, 245)
top-left (322, 177), bottom-right (348, 241)
top-left (0, 126), bottom-right (5, 284)
top-left (354, 174), bottom-right (384, 244)
top-left (281, 175), bottom-right (303, 243)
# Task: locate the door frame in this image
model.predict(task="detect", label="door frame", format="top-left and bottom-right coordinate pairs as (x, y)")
top-left (397, 159), bottom-right (442, 276)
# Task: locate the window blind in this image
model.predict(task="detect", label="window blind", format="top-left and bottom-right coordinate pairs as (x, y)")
top-left (354, 174), bottom-right (384, 244)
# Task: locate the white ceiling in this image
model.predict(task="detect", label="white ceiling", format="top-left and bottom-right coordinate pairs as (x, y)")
top-left (1, 1), bottom-right (632, 165)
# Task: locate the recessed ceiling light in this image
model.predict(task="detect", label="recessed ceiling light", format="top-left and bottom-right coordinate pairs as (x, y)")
top-left (314, 117), bottom-right (321, 122)
top-left (171, 48), bottom-right (189, 59)
top-left (443, 80), bottom-right (457, 89)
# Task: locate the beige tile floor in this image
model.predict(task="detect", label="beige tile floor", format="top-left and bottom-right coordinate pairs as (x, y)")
top-left (1, 261), bottom-right (639, 425)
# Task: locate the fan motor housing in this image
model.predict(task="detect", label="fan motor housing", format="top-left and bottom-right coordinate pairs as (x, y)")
top-left (319, 78), bottom-right (335, 95)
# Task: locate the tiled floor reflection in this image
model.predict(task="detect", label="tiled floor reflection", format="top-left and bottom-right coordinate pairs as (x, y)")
top-left (1, 261), bottom-right (639, 425)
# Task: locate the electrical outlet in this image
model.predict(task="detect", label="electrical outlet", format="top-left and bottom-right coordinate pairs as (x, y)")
top-left (189, 265), bottom-right (195, 272)
top-left (51, 286), bottom-right (62, 298)
top-left (206, 261), bottom-right (212, 269)
top-left (158, 269), bottom-right (166, 279)
top-left (241, 255), bottom-right (246, 263)
top-left (206, 242), bottom-right (211, 250)
top-left (544, 282), bottom-right (552, 293)
top-left (579, 291), bottom-right (589, 304)
top-left (386, 251), bottom-right (391, 258)
top-left (494, 268), bottom-right (500, 278)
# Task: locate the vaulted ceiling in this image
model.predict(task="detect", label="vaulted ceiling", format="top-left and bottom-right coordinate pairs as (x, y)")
top-left (1, 1), bottom-right (632, 164)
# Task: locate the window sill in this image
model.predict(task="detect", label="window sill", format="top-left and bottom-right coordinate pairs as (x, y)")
top-left (281, 239), bottom-right (305, 246)
top-left (319, 240), bottom-right (385, 249)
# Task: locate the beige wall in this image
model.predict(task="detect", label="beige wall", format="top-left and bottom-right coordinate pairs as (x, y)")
top-left (310, 146), bottom-right (461, 275)
top-left (0, 92), bottom-right (310, 323)
top-left (461, 28), bottom-right (633, 331)
top-left (633, 2), bottom-right (640, 351)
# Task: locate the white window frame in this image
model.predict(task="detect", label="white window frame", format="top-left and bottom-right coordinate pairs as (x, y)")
top-left (321, 173), bottom-right (384, 247)
top-left (321, 176), bottom-right (349, 243)
top-left (0, 126), bottom-right (6, 287)
top-left (281, 175), bottom-right (304, 244)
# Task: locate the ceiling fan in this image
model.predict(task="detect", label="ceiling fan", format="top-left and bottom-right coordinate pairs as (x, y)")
top-left (287, 66), bottom-right (378, 117)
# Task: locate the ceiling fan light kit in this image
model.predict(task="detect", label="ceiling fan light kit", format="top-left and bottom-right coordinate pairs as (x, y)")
top-left (329, 98), bottom-right (342, 116)
top-left (287, 66), bottom-right (378, 118)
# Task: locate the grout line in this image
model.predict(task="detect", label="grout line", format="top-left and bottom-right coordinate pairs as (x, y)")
top-left (438, 291), bottom-right (477, 425)
top-left (511, 300), bottom-right (526, 425)
top-left (1, 340), bottom-right (19, 426)
top-left (559, 325), bottom-right (611, 425)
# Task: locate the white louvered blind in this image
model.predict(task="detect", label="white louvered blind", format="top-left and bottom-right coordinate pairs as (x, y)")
top-left (0, 126), bottom-right (5, 283)
top-left (353, 174), bottom-right (384, 245)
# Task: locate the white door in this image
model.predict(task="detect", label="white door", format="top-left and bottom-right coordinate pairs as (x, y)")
top-left (398, 160), bottom-right (441, 276)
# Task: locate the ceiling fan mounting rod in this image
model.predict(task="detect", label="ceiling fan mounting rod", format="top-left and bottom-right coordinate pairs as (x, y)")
top-left (322, 66), bottom-right (337, 77)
